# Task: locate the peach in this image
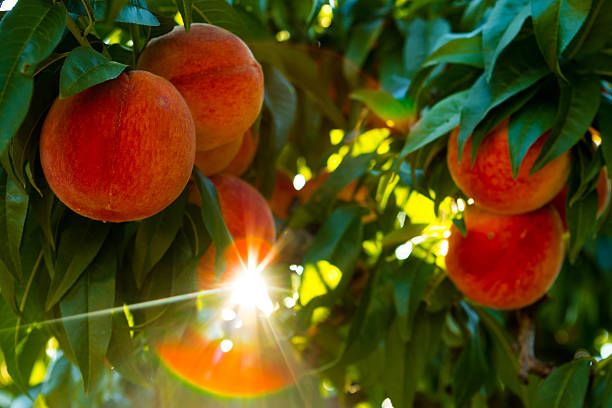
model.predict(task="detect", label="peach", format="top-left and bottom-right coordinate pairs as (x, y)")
top-left (445, 205), bottom-right (564, 310)
top-left (40, 70), bottom-right (195, 222)
top-left (447, 119), bottom-right (571, 214)
top-left (195, 175), bottom-right (275, 288)
top-left (224, 128), bottom-right (259, 176)
top-left (157, 327), bottom-right (295, 397)
top-left (194, 133), bottom-right (243, 176)
top-left (551, 167), bottom-right (611, 230)
top-left (138, 23), bottom-right (264, 151)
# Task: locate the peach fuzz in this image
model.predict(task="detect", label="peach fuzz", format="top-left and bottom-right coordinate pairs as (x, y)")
top-left (224, 128), bottom-right (259, 176)
top-left (193, 175), bottom-right (275, 289)
top-left (447, 119), bottom-right (571, 215)
top-left (156, 328), bottom-right (294, 397)
top-left (445, 205), bottom-right (564, 310)
top-left (138, 23), bottom-right (264, 151)
top-left (40, 70), bottom-right (195, 222)
top-left (550, 167), bottom-right (611, 230)
top-left (194, 133), bottom-right (243, 176)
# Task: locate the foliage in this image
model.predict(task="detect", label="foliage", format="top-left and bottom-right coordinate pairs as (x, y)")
top-left (0, 0), bottom-right (611, 407)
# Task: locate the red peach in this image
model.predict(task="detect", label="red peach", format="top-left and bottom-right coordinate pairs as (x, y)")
top-left (40, 70), bottom-right (195, 222)
top-left (223, 128), bottom-right (259, 176)
top-left (445, 205), bottom-right (564, 310)
top-left (447, 119), bottom-right (571, 215)
top-left (138, 24), bottom-right (264, 151)
top-left (194, 133), bottom-right (243, 177)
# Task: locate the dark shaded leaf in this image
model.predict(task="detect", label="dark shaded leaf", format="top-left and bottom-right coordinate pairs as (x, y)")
top-left (393, 258), bottom-right (435, 341)
top-left (191, 168), bottom-right (232, 278)
top-left (401, 17), bottom-right (450, 78)
top-left (340, 264), bottom-right (395, 364)
top-left (107, 308), bottom-right (150, 387)
top-left (400, 90), bottom-right (469, 159)
top-left (533, 75), bottom-right (600, 171)
top-left (343, 18), bottom-right (384, 83)
top-left (424, 30), bottom-right (484, 68)
top-left (383, 311), bottom-right (445, 408)
top-left (482, 0), bottom-right (530, 81)
top-left (508, 95), bottom-right (557, 178)
top-left (599, 95), bottom-right (612, 170)
top-left (46, 216), bottom-right (111, 310)
top-left (457, 36), bottom-right (550, 159)
top-left (191, 0), bottom-right (248, 38)
top-left (567, 184), bottom-right (598, 263)
top-left (454, 302), bottom-right (489, 408)
top-left (0, 0), bottom-right (66, 156)
top-left (60, 47), bottom-right (127, 98)
top-left (259, 65), bottom-right (297, 195)
top-left (532, 359), bottom-right (590, 408)
top-left (115, 0), bottom-right (160, 25)
top-left (531, 0), bottom-right (592, 74)
top-left (60, 241), bottom-right (116, 391)
top-left (5, 175), bottom-right (28, 280)
top-left (132, 191), bottom-right (187, 288)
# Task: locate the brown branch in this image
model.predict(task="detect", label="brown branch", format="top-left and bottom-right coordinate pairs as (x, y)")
top-left (516, 299), bottom-right (554, 383)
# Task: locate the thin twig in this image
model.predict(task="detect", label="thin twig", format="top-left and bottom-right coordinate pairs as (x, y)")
top-left (516, 302), bottom-right (554, 383)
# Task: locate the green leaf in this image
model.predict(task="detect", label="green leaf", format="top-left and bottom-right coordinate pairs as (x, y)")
top-left (424, 30), bottom-right (484, 68)
top-left (0, 296), bottom-right (45, 395)
top-left (350, 89), bottom-right (415, 122)
top-left (343, 18), bottom-right (385, 84)
top-left (46, 216), bottom-right (111, 310)
top-left (508, 95), bottom-right (557, 178)
top-left (10, 66), bottom-right (59, 190)
top-left (483, 0), bottom-right (531, 81)
top-left (105, 0), bottom-right (129, 24)
top-left (567, 181), bottom-right (598, 263)
top-left (401, 17), bottom-right (450, 78)
top-left (59, 47), bottom-right (127, 99)
top-left (0, 0), bottom-right (65, 156)
top-left (191, 0), bottom-right (248, 38)
top-left (598, 95), bottom-right (612, 170)
top-left (532, 359), bottom-right (590, 408)
top-left (191, 168), bottom-right (233, 278)
top-left (400, 90), bottom-right (469, 159)
top-left (393, 258), bottom-right (435, 341)
top-left (258, 65), bottom-right (297, 195)
top-left (131, 191), bottom-right (187, 288)
top-left (106, 310), bottom-right (149, 387)
top-left (175, 0), bottom-right (192, 31)
top-left (569, 0), bottom-right (612, 59)
top-left (303, 206), bottom-right (363, 275)
top-left (533, 75), bottom-right (600, 171)
top-left (383, 311), bottom-right (445, 408)
top-left (340, 264), bottom-right (395, 364)
top-left (531, 0), bottom-right (592, 74)
top-left (5, 175), bottom-right (28, 280)
top-left (476, 308), bottom-right (528, 404)
top-left (59, 241), bottom-right (116, 392)
top-left (457, 36), bottom-right (550, 160)
top-left (454, 302), bottom-right (489, 408)
top-left (469, 83), bottom-right (541, 162)
top-left (115, 0), bottom-right (160, 25)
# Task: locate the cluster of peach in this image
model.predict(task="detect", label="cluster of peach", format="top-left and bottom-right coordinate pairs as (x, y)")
top-left (40, 23), bottom-right (262, 223)
top-left (40, 24), bottom-right (291, 394)
top-left (445, 119), bottom-right (610, 310)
